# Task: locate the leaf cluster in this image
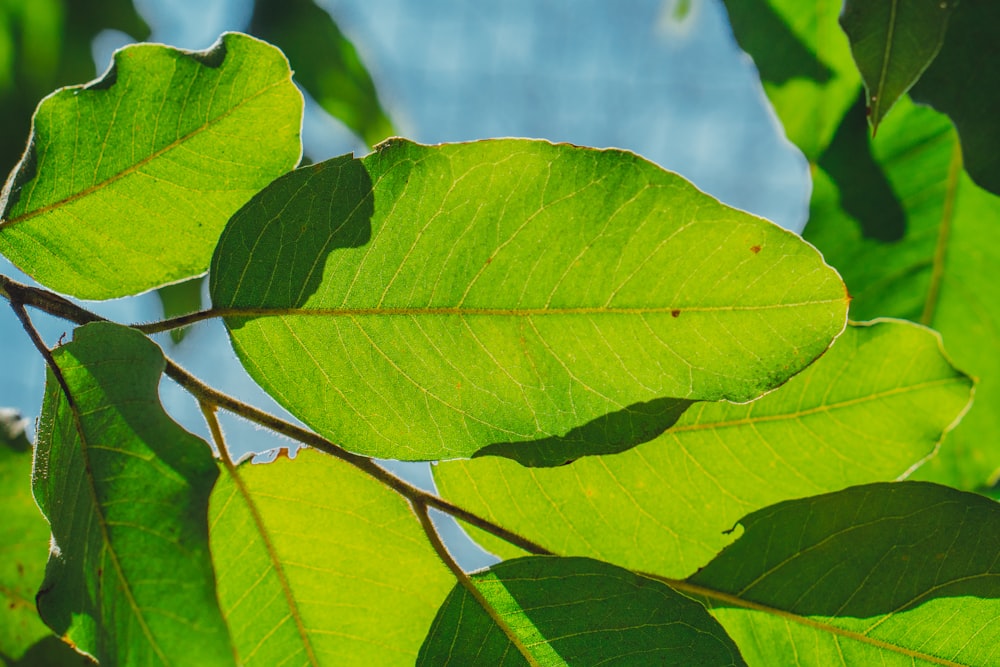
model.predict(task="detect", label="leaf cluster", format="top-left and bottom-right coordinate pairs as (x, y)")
top-left (0, 1), bottom-right (998, 665)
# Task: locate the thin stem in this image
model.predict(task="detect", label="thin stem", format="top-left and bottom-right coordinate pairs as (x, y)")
top-left (134, 307), bottom-right (224, 334)
top-left (412, 500), bottom-right (543, 667)
top-left (1, 272), bottom-right (550, 558)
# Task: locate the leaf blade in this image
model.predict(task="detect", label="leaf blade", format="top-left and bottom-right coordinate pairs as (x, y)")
top-left (0, 32), bottom-right (302, 299)
top-left (32, 322), bottom-right (233, 666)
top-left (210, 139), bottom-right (848, 461)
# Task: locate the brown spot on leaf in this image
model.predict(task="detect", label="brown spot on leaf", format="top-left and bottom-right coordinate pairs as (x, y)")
top-left (750, 245), bottom-right (761, 254)
top-left (671, 309), bottom-right (681, 318)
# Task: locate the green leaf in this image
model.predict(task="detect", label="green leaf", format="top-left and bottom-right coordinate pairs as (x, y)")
top-left (685, 482), bottom-right (1000, 665)
top-left (155, 277), bottom-right (204, 344)
top-left (434, 320), bottom-right (973, 577)
top-left (0, 32), bottom-right (302, 299)
top-left (805, 96), bottom-right (1000, 489)
top-left (249, 0), bottom-right (394, 146)
top-left (911, 0), bottom-right (1000, 196)
top-left (840, 0), bottom-right (957, 131)
top-left (32, 322), bottom-right (233, 666)
top-left (1, 409), bottom-right (89, 666)
top-left (209, 448), bottom-right (454, 666)
top-left (418, 556), bottom-right (746, 666)
top-left (721, 0), bottom-right (860, 160)
top-left (210, 138), bottom-right (848, 461)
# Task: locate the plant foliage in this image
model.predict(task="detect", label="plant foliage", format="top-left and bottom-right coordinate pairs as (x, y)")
top-left (0, 1), bottom-right (996, 665)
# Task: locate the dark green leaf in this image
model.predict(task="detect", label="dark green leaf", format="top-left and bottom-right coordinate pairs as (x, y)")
top-left (210, 138), bottom-right (848, 461)
top-left (0, 33), bottom-right (302, 299)
top-left (419, 556), bottom-right (746, 667)
top-left (911, 0), bottom-right (1000, 196)
top-left (840, 0), bottom-right (957, 131)
top-left (686, 482), bottom-right (1000, 665)
top-left (32, 322), bottom-right (233, 665)
top-left (805, 96), bottom-right (1000, 488)
top-left (210, 448), bottom-right (454, 666)
top-left (250, 0), bottom-right (394, 146)
top-left (155, 277), bottom-right (204, 344)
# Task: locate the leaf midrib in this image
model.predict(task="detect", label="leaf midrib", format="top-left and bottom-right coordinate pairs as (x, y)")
top-left (0, 74), bottom-right (288, 229)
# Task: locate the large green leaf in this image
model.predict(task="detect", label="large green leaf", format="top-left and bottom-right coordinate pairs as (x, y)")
top-left (249, 0), bottom-right (394, 146)
top-left (418, 556), bottom-right (746, 666)
top-left (210, 138), bottom-right (848, 461)
top-left (0, 32), bottom-right (302, 299)
top-left (840, 0), bottom-right (957, 131)
top-left (434, 320), bottom-right (973, 576)
top-left (911, 0), bottom-right (1000, 196)
top-left (32, 322), bottom-right (233, 666)
top-left (685, 482), bottom-right (1000, 666)
top-left (805, 96), bottom-right (1000, 488)
top-left (209, 448), bottom-right (454, 666)
top-left (722, 0), bottom-right (860, 160)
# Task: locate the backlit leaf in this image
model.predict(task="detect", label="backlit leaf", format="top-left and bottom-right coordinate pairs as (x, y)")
top-left (209, 448), bottom-right (454, 666)
top-left (32, 322), bottom-right (232, 665)
top-left (435, 320), bottom-right (973, 576)
top-left (840, 0), bottom-right (957, 131)
top-left (0, 32), bottom-right (302, 299)
top-left (418, 556), bottom-right (746, 666)
top-left (684, 482), bottom-right (1000, 666)
top-left (805, 96), bottom-right (1000, 488)
top-left (210, 138), bottom-right (848, 461)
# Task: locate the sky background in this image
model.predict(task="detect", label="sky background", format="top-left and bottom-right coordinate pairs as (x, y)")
top-left (1, 0), bottom-right (808, 568)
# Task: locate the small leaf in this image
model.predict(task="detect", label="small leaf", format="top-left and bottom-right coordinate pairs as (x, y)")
top-left (840, 0), bottom-right (957, 131)
top-left (805, 96), bottom-right (1000, 489)
top-left (686, 482), bottom-right (1000, 665)
top-left (155, 277), bottom-right (205, 344)
top-left (210, 138), bottom-right (848, 461)
top-left (209, 448), bottom-right (454, 666)
top-left (435, 320), bottom-right (973, 576)
top-left (32, 322), bottom-right (233, 665)
top-left (911, 0), bottom-right (1000, 196)
top-left (0, 32), bottom-right (302, 299)
top-left (250, 0), bottom-right (394, 146)
top-left (418, 556), bottom-right (746, 666)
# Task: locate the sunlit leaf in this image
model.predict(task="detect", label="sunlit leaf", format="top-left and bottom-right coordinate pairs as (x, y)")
top-left (805, 96), bottom-right (1000, 488)
top-left (210, 138), bottom-right (848, 462)
top-left (684, 482), bottom-right (1000, 666)
top-left (0, 32), bottom-right (302, 299)
top-left (721, 0), bottom-right (860, 160)
top-left (209, 448), bottom-right (454, 666)
top-left (32, 322), bottom-right (233, 665)
top-left (435, 320), bottom-right (973, 576)
top-left (418, 556), bottom-right (746, 666)
top-left (911, 0), bottom-right (1000, 196)
top-left (840, 0), bottom-right (957, 131)
top-left (250, 0), bottom-right (394, 146)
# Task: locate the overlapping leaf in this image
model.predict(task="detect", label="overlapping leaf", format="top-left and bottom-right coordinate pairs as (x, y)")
top-left (32, 322), bottom-right (232, 665)
top-left (210, 138), bottom-right (848, 461)
top-left (418, 556), bottom-right (746, 666)
top-left (209, 448), bottom-right (453, 666)
top-left (805, 97), bottom-right (1000, 488)
top-left (250, 0), bottom-right (394, 146)
top-left (840, 0), bottom-right (957, 131)
top-left (722, 0), bottom-right (860, 161)
top-left (911, 0), bottom-right (1000, 196)
top-left (683, 482), bottom-right (1000, 665)
top-left (0, 32), bottom-right (302, 299)
top-left (435, 320), bottom-right (973, 576)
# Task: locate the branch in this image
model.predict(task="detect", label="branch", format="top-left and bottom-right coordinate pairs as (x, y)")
top-left (0, 272), bottom-right (551, 558)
